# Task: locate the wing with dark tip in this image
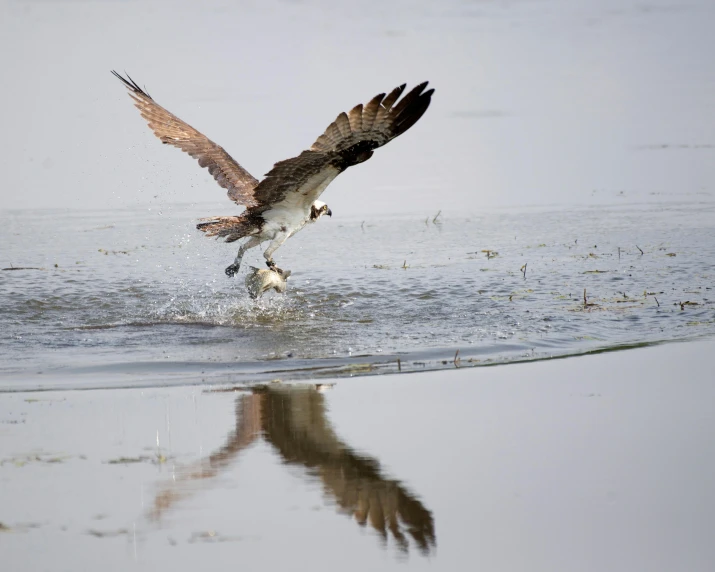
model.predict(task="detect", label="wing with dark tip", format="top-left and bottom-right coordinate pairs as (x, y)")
top-left (251, 82), bottom-right (434, 209)
top-left (112, 71), bottom-right (259, 207)
top-left (311, 82), bottom-right (434, 155)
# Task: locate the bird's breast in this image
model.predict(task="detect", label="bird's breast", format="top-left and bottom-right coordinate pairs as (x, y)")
top-left (261, 207), bottom-right (310, 238)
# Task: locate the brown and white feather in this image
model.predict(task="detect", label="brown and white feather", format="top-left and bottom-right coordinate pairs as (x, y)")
top-left (112, 71), bottom-right (259, 207)
top-left (251, 81), bottom-right (434, 212)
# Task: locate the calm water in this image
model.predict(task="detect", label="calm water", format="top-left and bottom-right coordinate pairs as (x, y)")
top-left (1, 200), bottom-right (713, 390)
top-left (4, 342), bottom-right (715, 571)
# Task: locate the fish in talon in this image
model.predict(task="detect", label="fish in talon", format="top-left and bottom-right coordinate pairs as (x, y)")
top-left (245, 267), bottom-right (291, 299)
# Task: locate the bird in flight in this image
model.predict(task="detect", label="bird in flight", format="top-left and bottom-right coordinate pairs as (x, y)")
top-left (112, 72), bottom-right (434, 277)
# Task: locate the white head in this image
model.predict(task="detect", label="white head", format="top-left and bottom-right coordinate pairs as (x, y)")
top-left (310, 200), bottom-right (332, 221)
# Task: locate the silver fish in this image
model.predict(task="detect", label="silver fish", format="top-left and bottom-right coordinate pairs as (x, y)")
top-left (245, 267), bottom-right (291, 299)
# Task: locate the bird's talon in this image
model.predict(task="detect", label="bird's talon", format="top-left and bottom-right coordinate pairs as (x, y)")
top-left (266, 260), bottom-right (276, 269)
top-left (225, 263), bottom-right (239, 277)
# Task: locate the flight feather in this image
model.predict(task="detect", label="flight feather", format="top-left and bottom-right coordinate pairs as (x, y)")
top-left (251, 81), bottom-right (434, 209)
top-left (112, 71), bottom-right (259, 207)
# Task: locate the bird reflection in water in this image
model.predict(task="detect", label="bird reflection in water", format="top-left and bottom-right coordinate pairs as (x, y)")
top-left (149, 384), bottom-right (435, 555)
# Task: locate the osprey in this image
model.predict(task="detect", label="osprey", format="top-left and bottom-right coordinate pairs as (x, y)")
top-left (113, 72), bottom-right (434, 277)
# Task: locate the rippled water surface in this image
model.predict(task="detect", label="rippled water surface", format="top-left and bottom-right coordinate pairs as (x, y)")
top-left (1, 200), bottom-right (714, 390)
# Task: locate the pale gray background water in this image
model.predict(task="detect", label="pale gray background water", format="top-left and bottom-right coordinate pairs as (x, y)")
top-left (2, 0), bottom-right (714, 215)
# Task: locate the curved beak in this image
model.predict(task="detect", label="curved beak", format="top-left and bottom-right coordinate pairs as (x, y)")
top-left (326, 208), bottom-right (332, 217)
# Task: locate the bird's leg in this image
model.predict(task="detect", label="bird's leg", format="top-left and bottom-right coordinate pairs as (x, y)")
top-left (225, 236), bottom-right (261, 278)
top-left (263, 232), bottom-right (290, 271)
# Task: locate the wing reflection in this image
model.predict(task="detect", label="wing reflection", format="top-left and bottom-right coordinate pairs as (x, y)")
top-left (149, 384), bottom-right (435, 555)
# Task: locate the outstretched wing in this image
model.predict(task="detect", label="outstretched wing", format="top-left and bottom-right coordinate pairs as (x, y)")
top-left (251, 82), bottom-right (434, 210)
top-left (112, 71), bottom-right (259, 207)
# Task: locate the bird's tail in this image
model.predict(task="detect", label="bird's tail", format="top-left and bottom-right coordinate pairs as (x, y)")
top-left (196, 216), bottom-right (256, 243)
